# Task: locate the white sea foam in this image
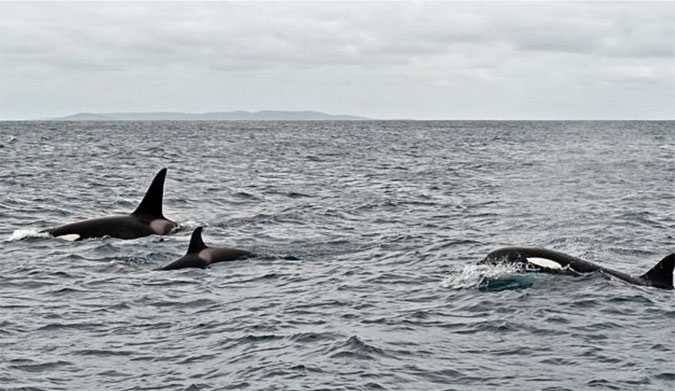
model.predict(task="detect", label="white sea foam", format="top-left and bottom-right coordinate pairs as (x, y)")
top-left (442, 263), bottom-right (525, 290)
top-left (178, 221), bottom-right (202, 231)
top-left (8, 229), bottom-right (50, 241)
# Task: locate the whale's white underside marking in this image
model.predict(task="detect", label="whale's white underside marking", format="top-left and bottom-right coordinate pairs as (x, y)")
top-left (57, 234), bottom-right (80, 242)
top-left (526, 257), bottom-right (563, 270)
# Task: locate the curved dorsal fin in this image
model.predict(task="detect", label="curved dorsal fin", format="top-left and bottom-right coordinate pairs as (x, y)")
top-left (132, 168), bottom-right (167, 217)
top-left (187, 227), bottom-right (208, 254)
top-left (640, 254), bottom-right (674, 289)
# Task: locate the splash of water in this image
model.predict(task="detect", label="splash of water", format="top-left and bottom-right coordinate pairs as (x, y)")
top-left (8, 229), bottom-right (51, 241)
top-left (442, 262), bottom-right (536, 291)
top-left (177, 221), bottom-right (202, 231)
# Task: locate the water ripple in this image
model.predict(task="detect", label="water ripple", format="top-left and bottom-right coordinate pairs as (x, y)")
top-left (0, 121), bottom-right (673, 390)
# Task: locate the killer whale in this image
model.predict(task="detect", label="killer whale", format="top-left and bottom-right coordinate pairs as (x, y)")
top-left (47, 168), bottom-right (176, 241)
top-left (160, 227), bottom-right (254, 270)
top-left (482, 247), bottom-right (674, 289)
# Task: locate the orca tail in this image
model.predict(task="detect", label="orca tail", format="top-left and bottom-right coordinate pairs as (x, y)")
top-left (132, 168), bottom-right (168, 218)
top-left (187, 227), bottom-right (207, 254)
top-left (639, 254), bottom-right (674, 289)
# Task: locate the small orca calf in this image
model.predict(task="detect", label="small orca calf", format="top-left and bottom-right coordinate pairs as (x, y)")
top-left (47, 168), bottom-right (176, 241)
top-left (160, 227), bottom-right (254, 270)
top-left (482, 247), bottom-right (674, 290)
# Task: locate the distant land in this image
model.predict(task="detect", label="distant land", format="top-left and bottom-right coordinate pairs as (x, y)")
top-left (46, 110), bottom-right (371, 121)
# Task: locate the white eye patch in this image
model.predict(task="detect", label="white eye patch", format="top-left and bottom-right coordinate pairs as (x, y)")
top-left (57, 234), bottom-right (80, 242)
top-left (526, 257), bottom-right (563, 270)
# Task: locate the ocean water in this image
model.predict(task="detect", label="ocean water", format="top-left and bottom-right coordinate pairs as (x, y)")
top-left (0, 120), bottom-right (673, 390)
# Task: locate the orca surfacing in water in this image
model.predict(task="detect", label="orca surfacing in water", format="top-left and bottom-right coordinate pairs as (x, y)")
top-left (482, 247), bottom-right (674, 290)
top-left (47, 168), bottom-right (176, 241)
top-left (160, 227), bottom-right (254, 270)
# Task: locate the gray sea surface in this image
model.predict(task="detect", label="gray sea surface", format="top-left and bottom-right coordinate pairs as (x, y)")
top-left (1, 121), bottom-right (674, 390)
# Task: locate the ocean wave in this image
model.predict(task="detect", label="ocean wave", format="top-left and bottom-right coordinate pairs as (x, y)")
top-left (7, 228), bottom-right (50, 241)
top-left (1, 120), bottom-right (673, 390)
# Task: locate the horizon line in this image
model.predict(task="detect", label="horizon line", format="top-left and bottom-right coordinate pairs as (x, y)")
top-left (0, 109), bottom-right (673, 122)
top-left (0, 109), bottom-right (672, 122)
top-left (2, 118), bottom-right (674, 122)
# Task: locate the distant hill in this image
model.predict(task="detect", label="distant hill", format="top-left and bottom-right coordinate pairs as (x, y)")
top-left (48, 110), bottom-right (371, 121)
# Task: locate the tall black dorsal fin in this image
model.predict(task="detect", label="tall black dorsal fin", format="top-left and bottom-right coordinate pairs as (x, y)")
top-left (132, 168), bottom-right (167, 217)
top-left (187, 227), bottom-right (208, 254)
top-left (640, 254), bottom-right (674, 289)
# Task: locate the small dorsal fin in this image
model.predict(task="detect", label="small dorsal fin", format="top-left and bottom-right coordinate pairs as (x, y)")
top-left (187, 227), bottom-right (208, 254)
top-left (132, 168), bottom-right (167, 217)
top-left (640, 254), bottom-right (674, 289)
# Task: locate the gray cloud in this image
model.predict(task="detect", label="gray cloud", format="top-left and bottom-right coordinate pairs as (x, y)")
top-left (0, 2), bottom-right (673, 119)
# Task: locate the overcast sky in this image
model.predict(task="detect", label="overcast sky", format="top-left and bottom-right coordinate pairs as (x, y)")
top-left (1, 2), bottom-right (673, 120)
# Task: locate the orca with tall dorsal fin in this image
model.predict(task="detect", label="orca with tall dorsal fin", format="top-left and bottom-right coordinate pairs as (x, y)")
top-left (482, 247), bottom-right (674, 289)
top-left (47, 168), bottom-right (177, 241)
top-left (159, 227), bottom-right (254, 270)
